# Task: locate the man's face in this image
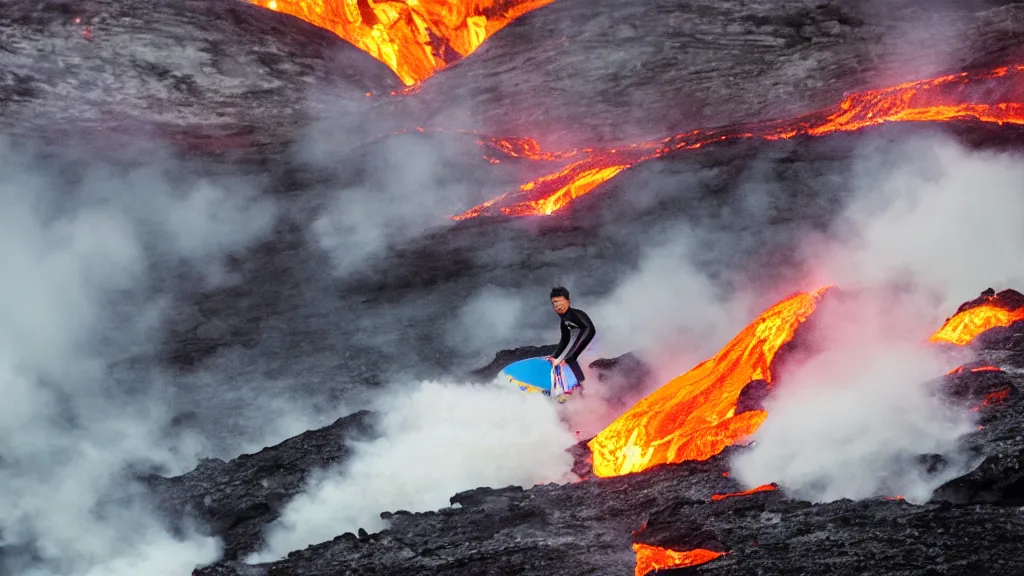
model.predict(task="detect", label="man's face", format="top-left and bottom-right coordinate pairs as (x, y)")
top-left (551, 296), bottom-right (569, 315)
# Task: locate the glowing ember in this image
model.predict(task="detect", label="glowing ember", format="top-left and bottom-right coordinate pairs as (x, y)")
top-left (587, 287), bottom-right (831, 478)
top-left (970, 387), bottom-right (1011, 412)
top-left (930, 303), bottom-right (1024, 345)
top-left (972, 365), bottom-right (1004, 373)
top-left (946, 364), bottom-right (1004, 376)
top-left (633, 543), bottom-right (725, 576)
top-left (455, 64), bottom-right (1024, 219)
top-left (248, 0), bottom-right (554, 86)
top-left (710, 483), bottom-right (778, 501)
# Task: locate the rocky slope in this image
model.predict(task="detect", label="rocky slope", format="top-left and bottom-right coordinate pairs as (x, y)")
top-left (0, 0), bottom-right (396, 155)
top-left (4, 0), bottom-right (1023, 154)
top-left (345, 0), bottom-right (1024, 149)
top-left (164, 311), bottom-right (1024, 576)
top-left (4, 1), bottom-right (1024, 575)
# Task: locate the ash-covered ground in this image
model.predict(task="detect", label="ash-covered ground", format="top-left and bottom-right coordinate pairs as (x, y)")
top-left (1, 1), bottom-right (1024, 575)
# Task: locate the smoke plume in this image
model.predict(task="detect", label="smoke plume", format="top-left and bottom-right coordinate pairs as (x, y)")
top-left (730, 288), bottom-right (976, 503)
top-left (805, 135), bottom-right (1024, 312)
top-left (307, 131), bottom-right (502, 278)
top-left (250, 379), bottom-right (576, 561)
top-left (0, 138), bottom-right (279, 575)
top-left (732, 133), bottom-right (1024, 502)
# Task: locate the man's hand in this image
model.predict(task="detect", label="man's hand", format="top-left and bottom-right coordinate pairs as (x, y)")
top-left (547, 356), bottom-right (562, 366)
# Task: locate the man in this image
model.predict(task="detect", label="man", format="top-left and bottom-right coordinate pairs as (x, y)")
top-left (548, 286), bottom-right (596, 386)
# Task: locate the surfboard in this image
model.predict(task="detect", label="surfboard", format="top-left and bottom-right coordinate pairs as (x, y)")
top-left (498, 357), bottom-right (581, 402)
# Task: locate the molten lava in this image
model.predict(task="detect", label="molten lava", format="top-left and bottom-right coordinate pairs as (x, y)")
top-left (971, 387), bottom-right (1011, 412)
top-left (930, 304), bottom-right (1024, 345)
top-left (633, 543), bottom-right (725, 576)
top-left (710, 483), bottom-right (778, 502)
top-left (972, 365), bottom-right (1004, 373)
top-left (587, 287), bottom-right (831, 478)
top-left (455, 64), bottom-right (1024, 219)
top-left (248, 0), bottom-right (553, 85)
top-left (946, 364), bottom-right (1003, 376)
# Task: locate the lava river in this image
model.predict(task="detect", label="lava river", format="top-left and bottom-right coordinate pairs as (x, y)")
top-left (611, 288), bottom-right (1024, 573)
top-left (591, 286), bottom-right (1024, 480)
top-left (455, 64), bottom-right (1024, 219)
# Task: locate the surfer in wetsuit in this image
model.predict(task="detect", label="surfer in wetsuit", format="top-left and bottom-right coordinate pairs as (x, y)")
top-left (548, 286), bottom-right (596, 385)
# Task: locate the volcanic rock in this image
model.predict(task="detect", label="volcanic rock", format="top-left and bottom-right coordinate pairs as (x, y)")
top-left (178, 299), bottom-right (1024, 576)
top-left (145, 410), bottom-right (378, 561)
top-left (0, 0), bottom-right (397, 155)
top-left (191, 455), bottom-right (739, 576)
top-left (931, 358), bottom-right (1024, 506)
top-left (5, 0), bottom-right (1023, 158)
top-left (636, 492), bottom-right (1024, 575)
top-left (954, 288), bottom-right (1024, 315)
top-left (381, 0), bottom-right (1024, 149)
top-left (5, 1), bottom-right (1024, 575)
top-left (469, 344), bottom-right (558, 380)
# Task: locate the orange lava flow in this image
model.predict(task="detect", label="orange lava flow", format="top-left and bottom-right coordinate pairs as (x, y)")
top-left (929, 304), bottom-right (1024, 345)
top-left (972, 365), bottom-right (1004, 373)
top-left (946, 364), bottom-right (1003, 376)
top-left (248, 0), bottom-right (554, 86)
top-left (454, 64), bottom-right (1024, 219)
top-left (587, 287), bottom-right (831, 478)
top-left (633, 543), bottom-right (725, 576)
top-left (971, 387), bottom-right (1011, 412)
top-left (710, 483), bottom-right (778, 501)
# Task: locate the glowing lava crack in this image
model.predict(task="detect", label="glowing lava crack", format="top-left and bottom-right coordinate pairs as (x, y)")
top-left (455, 64), bottom-right (1024, 219)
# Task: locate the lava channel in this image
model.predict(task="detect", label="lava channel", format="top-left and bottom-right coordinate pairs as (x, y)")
top-left (710, 483), bottom-right (778, 502)
top-left (454, 63), bottom-right (1024, 219)
top-left (633, 543), bottom-right (726, 576)
top-left (946, 365), bottom-right (1003, 376)
top-left (248, 0), bottom-right (553, 86)
top-left (971, 388), bottom-right (1011, 412)
top-left (587, 287), bottom-right (831, 478)
top-left (930, 300), bottom-right (1024, 346)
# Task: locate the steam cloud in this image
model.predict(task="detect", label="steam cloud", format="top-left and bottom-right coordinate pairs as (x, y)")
top-left (447, 286), bottom-right (539, 363)
top-left (806, 135), bottom-right (1024, 311)
top-left (250, 380), bottom-right (576, 561)
top-left (308, 132), bottom-right (498, 277)
top-left (0, 138), bottom-right (279, 575)
top-left (730, 289), bottom-right (977, 503)
top-left (591, 227), bottom-right (743, 366)
top-left (733, 134), bottom-right (1024, 502)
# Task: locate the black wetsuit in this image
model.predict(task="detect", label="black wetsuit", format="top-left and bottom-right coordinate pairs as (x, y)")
top-left (553, 307), bottom-right (596, 383)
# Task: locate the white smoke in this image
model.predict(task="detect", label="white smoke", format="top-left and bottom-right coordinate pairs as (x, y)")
top-left (309, 133), bottom-right (497, 277)
top-left (730, 289), bottom-right (976, 504)
top-left (446, 286), bottom-right (539, 364)
top-left (0, 138), bottom-right (279, 575)
top-left (732, 134), bottom-right (1024, 503)
top-left (590, 227), bottom-right (744, 365)
top-left (249, 379), bottom-right (576, 561)
top-left (805, 135), bottom-right (1024, 312)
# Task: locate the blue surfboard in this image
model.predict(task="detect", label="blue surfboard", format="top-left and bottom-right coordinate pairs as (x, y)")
top-left (498, 357), bottom-right (581, 402)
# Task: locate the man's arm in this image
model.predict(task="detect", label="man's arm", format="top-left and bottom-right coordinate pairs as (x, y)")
top-left (563, 309), bottom-right (595, 361)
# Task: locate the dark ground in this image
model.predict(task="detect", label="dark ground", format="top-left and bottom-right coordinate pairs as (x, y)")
top-left (172, 316), bottom-right (1024, 576)
top-left (2, 0), bottom-right (1024, 574)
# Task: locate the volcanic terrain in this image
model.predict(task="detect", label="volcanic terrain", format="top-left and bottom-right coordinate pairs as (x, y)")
top-left (1, 1), bottom-right (1024, 575)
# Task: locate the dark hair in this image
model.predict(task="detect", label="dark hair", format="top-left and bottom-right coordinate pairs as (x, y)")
top-left (550, 286), bottom-right (570, 300)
